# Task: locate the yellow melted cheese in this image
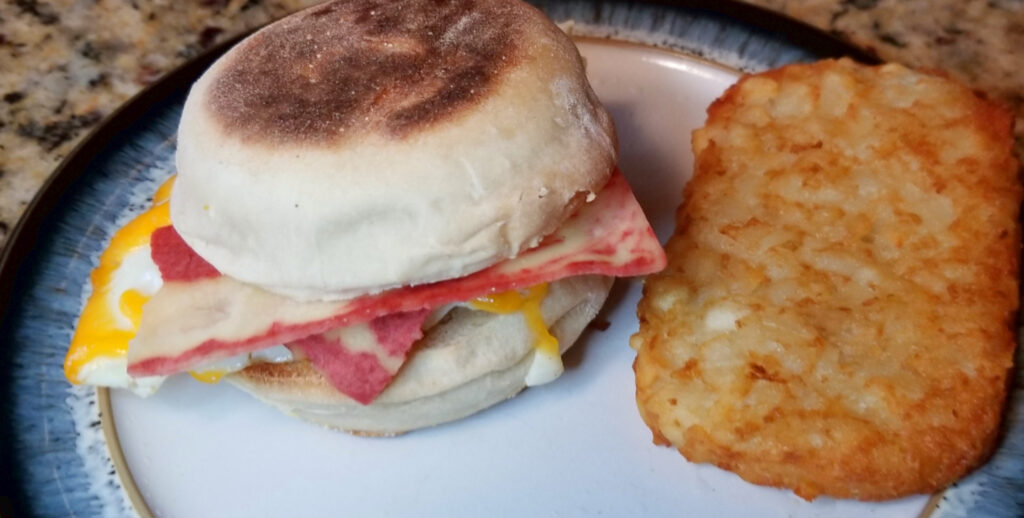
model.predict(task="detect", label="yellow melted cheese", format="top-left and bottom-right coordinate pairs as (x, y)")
top-left (190, 370), bottom-right (227, 384)
top-left (470, 283), bottom-right (560, 361)
top-left (64, 177), bottom-right (175, 384)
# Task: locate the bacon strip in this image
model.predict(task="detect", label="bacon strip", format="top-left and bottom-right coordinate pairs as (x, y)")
top-left (290, 310), bottom-right (430, 404)
top-left (151, 225), bottom-right (220, 281)
top-left (127, 170), bottom-right (665, 377)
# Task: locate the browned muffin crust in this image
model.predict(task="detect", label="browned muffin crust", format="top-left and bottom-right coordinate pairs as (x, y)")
top-left (208, 0), bottom-right (532, 143)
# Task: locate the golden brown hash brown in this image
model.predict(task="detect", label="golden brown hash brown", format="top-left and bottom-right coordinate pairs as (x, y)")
top-left (631, 58), bottom-right (1020, 501)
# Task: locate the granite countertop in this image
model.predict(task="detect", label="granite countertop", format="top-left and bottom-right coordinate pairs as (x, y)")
top-left (1, 0), bottom-right (1022, 247)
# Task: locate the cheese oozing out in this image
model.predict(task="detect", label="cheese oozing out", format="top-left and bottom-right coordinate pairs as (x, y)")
top-left (64, 177), bottom-right (293, 395)
top-left (470, 283), bottom-right (564, 386)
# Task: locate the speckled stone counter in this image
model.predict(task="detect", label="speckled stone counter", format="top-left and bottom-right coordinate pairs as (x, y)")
top-left (1, 0), bottom-right (1021, 246)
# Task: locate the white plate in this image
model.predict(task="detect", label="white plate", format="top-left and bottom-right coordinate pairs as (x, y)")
top-left (108, 40), bottom-right (931, 518)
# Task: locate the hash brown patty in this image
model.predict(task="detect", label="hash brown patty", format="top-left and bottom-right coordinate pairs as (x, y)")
top-left (632, 58), bottom-right (1020, 500)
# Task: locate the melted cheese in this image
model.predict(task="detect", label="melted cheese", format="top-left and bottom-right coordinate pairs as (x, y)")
top-left (64, 177), bottom-right (175, 392)
top-left (62, 177), bottom-right (267, 391)
top-left (471, 283), bottom-right (564, 386)
top-left (64, 176), bottom-right (276, 389)
top-left (190, 371), bottom-right (226, 384)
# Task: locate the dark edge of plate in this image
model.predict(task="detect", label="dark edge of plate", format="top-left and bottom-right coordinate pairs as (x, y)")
top-left (638, 0), bottom-right (880, 65)
top-left (0, 32), bottom-right (252, 517)
top-left (0, 1), bottom-right (877, 516)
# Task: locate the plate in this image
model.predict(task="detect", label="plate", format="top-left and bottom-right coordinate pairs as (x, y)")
top-left (1, 1), bottom-right (1021, 517)
top-left (105, 40), bottom-right (923, 518)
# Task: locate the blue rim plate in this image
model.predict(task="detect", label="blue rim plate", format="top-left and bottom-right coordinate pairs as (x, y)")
top-left (1, 1), bottom-right (1020, 517)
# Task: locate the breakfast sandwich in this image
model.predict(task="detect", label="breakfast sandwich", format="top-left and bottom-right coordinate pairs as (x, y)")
top-left (64, 0), bottom-right (667, 435)
top-left (632, 58), bottom-right (1020, 499)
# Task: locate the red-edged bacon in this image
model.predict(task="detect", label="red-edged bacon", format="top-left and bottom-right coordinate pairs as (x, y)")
top-left (290, 310), bottom-right (430, 404)
top-left (151, 225), bottom-right (220, 281)
top-left (127, 170), bottom-right (665, 377)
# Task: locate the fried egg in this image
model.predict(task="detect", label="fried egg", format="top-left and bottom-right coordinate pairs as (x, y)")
top-left (470, 283), bottom-right (564, 387)
top-left (64, 179), bottom-right (175, 395)
top-left (64, 177), bottom-right (293, 396)
top-left (65, 177), bottom-right (564, 396)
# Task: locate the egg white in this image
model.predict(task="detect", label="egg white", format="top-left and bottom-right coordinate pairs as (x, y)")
top-left (107, 244), bottom-right (163, 329)
top-left (190, 345), bottom-right (295, 375)
top-left (524, 350), bottom-right (563, 387)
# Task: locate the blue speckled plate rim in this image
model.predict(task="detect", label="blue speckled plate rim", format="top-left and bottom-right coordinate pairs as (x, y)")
top-left (3, 1), bottom-right (1017, 516)
top-left (0, 32), bottom-right (250, 517)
